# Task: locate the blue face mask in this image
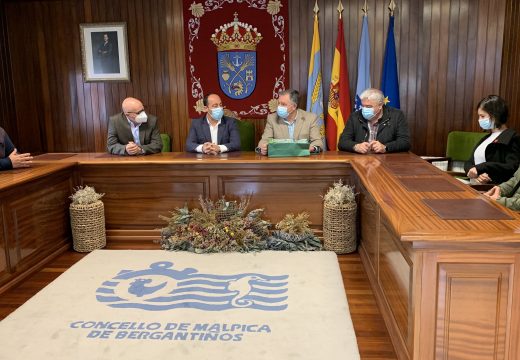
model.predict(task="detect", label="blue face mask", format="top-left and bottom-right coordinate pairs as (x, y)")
top-left (210, 107), bottom-right (224, 121)
top-left (361, 107), bottom-right (376, 120)
top-left (478, 118), bottom-right (494, 130)
top-left (277, 106), bottom-right (289, 119)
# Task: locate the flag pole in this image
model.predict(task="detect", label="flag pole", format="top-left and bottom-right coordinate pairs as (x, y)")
top-left (362, 0), bottom-right (368, 15)
top-left (388, 0), bottom-right (396, 16)
top-left (337, 0), bottom-right (344, 19)
top-left (314, 0), bottom-right (319, 18)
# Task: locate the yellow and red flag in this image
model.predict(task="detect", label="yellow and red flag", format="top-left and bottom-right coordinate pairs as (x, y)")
top-left (326, 16), bottom-right (351, 150)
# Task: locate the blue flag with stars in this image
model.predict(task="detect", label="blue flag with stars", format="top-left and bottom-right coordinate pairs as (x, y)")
top-left (381, 15), bottom-right (400, 109)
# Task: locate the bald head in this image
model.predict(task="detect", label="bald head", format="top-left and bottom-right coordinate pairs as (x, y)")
top-left (122, 97), bottom-right (144, 114)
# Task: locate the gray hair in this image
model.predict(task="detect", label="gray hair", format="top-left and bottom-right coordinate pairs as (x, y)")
top-left (359, 88), bottom-right (385, 105)
top-left (279, 89), bottom-right (299, 106)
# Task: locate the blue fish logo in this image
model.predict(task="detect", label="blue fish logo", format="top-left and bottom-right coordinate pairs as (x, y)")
top-left (96, 261), bottom-right (288, 312)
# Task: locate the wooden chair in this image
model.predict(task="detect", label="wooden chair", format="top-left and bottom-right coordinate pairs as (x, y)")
top-left (422, 131), bottom-right (488, 176)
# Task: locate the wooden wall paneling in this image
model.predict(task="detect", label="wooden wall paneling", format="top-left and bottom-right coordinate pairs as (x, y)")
top-left (3, 0), bottom-right (191, 153)
top-left (170, 0), bottom-right (189, 152)
top-left (5, 1), bottom-right (45, 153)
top-left (500, 0), bottom-right (520, 132)
top-left (0, 1), bottom-right (18, 144)
top-left (1, 0), bottom-right (511, 156)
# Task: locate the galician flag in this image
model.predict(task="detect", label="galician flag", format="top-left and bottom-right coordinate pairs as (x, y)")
top-left (381, 15), bottom-right (400, 108)
top-left (355, 13), bottom-right (371, 110)
top-left (326, 8), bottom-right (351, 151)
top-left (306, 3), bottom-right (326, 150)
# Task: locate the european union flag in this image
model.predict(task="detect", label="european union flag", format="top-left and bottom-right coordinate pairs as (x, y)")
top-left (355, 14), bottom-right (371, 110)
top-left (381, 15), bottom-right (400, 109)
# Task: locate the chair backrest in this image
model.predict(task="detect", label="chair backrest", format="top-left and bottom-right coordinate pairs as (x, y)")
top-left (236, 120), bottom-right (256, 151)
top-left (222, 109), bottom-right (255, 151)
top-left (446, 131), bottom-right (487, 161)
top-left (160, 133), bottom-right (171, 152)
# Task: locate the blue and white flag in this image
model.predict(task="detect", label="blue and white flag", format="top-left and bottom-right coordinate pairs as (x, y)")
top-left (355, 14), bottom-right (371, 110)
top-left (381, 15), bottom-right (400, 109)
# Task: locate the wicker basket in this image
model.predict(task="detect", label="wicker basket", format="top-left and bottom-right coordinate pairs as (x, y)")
top-left (70, 200), bottom-right (106, 252)
top-left (323, 201), bottom-right (357, 254)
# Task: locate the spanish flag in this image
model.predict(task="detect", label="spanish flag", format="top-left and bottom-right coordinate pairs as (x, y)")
top-left (326, 15), bottom-right (351, 151)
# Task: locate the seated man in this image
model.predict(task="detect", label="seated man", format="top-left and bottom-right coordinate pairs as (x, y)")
top-left (338, 88), bottom-right (410, 154)
top-left (257, 89), bottom-right (323, 155)
top-left (185, 93), bottom-right (240, 154)
top-left (484, 167), bottom-right (520, 210)
top-left (107, 97), bottom-right (163, 155)
top-left (0, 127), bottom-right (32, 170)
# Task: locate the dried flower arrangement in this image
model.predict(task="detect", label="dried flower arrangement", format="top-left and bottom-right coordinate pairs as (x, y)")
top-left (69, 186), bottom-right (104, 205)
top-left (159, 196), bottom-right (270, 253)
top-left (267, 213), bottom-right (322, 251)
top-left (323, 180), bottom-right (355, 206)
top-left (159, 196), bottom-right (322, 253)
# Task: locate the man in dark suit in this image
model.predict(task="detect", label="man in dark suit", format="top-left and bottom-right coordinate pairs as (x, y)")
top-left (0, 127), bottom-right (32, 170)
top-left (107, 97), bottom-right (163, 155)
top-left (185, 93), bottom-right (241, 154)
top-left (338, 88), bottom-right (410, 154)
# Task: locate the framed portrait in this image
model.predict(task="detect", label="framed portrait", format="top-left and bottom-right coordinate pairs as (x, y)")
top-left (79, 22), bottom-right (130, 82)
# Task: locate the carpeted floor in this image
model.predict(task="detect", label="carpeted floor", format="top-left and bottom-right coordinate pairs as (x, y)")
top-left (0, 250), bottom-right (360, 359)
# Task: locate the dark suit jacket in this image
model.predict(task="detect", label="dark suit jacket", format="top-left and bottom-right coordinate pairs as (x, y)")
top-left (107, 113), bottom-right (163, 155)
top-left (0, 127), bottom-right (15, 170)
top-left (338, 106), bottom-right (411, 153)
top-left (464, 128), bottom-right (520, 184)
top-left (185, 115), bottom-right (241, 152)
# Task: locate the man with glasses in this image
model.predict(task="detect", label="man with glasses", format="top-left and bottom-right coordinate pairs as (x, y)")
top-left (107, 97), bottom-right (163, 155)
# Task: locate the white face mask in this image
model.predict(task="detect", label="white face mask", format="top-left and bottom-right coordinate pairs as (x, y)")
top-left (134, 111), bottom-right (148, 124)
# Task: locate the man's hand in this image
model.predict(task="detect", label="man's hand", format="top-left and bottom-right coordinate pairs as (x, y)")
top-left (126, 141), bottom-right (142, 155)
top-left (477, 173), bottom-right (492, 184)
top-left (209, 143), bottom-right (221, 154)
top-left (467, 167), bottom-right (478, 179)
top-left (9, 149), bottom-right (33, 168)
top-left (260, 143), bottom-right (268, 156)
top-left (354, 142), bottom-right (371, 154)
top-left (370, 141), bottom-right (386, 153)
top-left (202, 142), bottom-right (220, 155)
top-left (484, 186), bottom-right (501, 200)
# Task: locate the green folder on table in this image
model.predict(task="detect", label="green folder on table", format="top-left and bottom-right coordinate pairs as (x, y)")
top-left (268, 139), bottom-right (310, 157)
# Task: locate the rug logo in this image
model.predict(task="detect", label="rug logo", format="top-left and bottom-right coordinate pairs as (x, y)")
top-left (96, 261), bottom-right (288, 311)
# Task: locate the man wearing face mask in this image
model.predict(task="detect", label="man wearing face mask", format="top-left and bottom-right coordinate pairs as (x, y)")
top-left (185, 93), bottom-right (241, 154)
top-left (257, 89), bottom-right (323, 155)
top-left (107, 97), bottom-right (163, 155)
top-left (338, 88), bottom-right (410, 154)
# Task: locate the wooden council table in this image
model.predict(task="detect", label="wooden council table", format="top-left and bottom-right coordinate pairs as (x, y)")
top-left (1, 151), bottom-right (519, 360)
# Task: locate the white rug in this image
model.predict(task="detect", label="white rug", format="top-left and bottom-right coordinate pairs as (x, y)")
top-left (0, 250), bottom-right (360, 360)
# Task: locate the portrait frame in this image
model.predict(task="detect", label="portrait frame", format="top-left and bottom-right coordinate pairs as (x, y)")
top-left (79, 22), bottom-right (130, 82)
